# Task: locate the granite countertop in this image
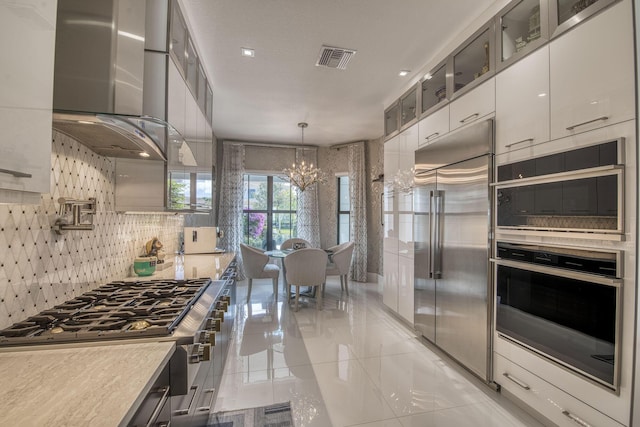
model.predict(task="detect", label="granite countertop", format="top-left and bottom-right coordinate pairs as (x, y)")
top-left (0, 341), bottom-right (175, 426)
top-left (0, 252), bottom-right (237, 426)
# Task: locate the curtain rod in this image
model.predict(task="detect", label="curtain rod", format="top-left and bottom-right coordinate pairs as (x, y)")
top-left (223, 140), bottom-right (319, 150)
top-left (329, 141), bottom-right (365, 150)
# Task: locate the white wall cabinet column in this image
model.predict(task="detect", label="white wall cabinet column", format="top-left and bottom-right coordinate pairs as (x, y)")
top-left (495, 45), bottom-right (550, 155)
top-left (383, 124), bottom-right (417, 324)
top-left (0, 0), bottom-right (57, 203)
top-left (549, 0), bottom-right (634, 140)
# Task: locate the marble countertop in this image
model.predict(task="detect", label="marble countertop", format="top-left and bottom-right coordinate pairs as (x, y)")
top-left (0, 341), bottom-right (175, 426)
top-left (0, 252), bottom-right (237, 426)
top-left (128, 252), bottom-right (236, 281)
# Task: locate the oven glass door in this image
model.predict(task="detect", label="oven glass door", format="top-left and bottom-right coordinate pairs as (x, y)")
top-left (496, 263), bottom-right (620, 389)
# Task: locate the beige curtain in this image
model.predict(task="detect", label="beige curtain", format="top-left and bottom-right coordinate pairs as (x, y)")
top-left (218, 142), bottom-right (246, 279)
top-left (348, 142), bottom-right (367, 281)
top-left (295, 147), bottom-right (321, 248)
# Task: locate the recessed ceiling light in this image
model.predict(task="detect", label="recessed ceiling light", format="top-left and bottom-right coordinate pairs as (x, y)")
top-left (399, 70), bottom-right (410, 77)
top-left (139, 152), bottom-right (150, 158)
top-left (241, 47), bottom-right (255, 57)
top-left (423, 73), bottom-right (433, 80)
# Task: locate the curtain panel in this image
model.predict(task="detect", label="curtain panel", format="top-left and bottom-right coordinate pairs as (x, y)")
top-left (218, 142), bottom-right (246, 280)
top-left (294, 147), bottom-right (321, 248)
top-left (348, 142), bottom-right (368, 282)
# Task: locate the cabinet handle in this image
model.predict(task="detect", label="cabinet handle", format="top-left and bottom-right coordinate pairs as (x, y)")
top-left (0, 168), bottom-right (32, 178)
top-left (562, 410), bottom-right (592, 427)
top-left (459, 113), bottom-right (479, 123)
top-left (502, 372), bottom-right (530, 390)
top-left (196, 388), bottom-right (216, 412)
top-left (147, 385), bottom-right (171, 426)
top-left (566, 116), bottom-right (608, 131)
top-left (504, 138), bottom-right (534, 149)
top-left (424, 132), bottom-right (439, 141)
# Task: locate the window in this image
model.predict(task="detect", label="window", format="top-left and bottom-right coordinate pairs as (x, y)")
top-left (338, 176), bottom-right (350, 244)
top-left (243, 174), bottom-right (298, 250)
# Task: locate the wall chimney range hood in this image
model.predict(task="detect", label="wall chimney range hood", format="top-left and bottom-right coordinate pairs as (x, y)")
top-left (52, 0), bottom-right (176, 161)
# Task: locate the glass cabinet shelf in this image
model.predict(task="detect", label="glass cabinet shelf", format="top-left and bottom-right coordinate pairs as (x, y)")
top-left (421, 62), bottom-right (447, 115)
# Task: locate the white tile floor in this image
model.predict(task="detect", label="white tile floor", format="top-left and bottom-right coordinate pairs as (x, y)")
top-left (214, 277), bottom-right (545, 427)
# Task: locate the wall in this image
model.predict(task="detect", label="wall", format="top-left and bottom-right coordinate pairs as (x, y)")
top-left (0, 131), bottom-right (183, 329)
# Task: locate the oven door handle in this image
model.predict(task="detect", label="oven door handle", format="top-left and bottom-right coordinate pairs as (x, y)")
top-left (491, 258), bottom-right (622, 287)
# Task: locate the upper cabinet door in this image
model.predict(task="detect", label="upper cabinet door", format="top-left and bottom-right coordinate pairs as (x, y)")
top-left (496, 0), bottom-right (549, 71)
top-left (0, 0), bottom-right (56, 199)
top-left (384, 102), bottom-right (400, 140)
top-left (449, 78), bottom-right (495, 132)
top-left (549, 0), bottom-right (634, 139)
top-left (399, 85), bottom-right (419, 130)
top-left (496, 45), bottom-right (550, 154)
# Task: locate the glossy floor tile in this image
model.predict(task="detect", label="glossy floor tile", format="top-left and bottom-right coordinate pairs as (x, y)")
top-left (214, 276), bottom-right (544, 427)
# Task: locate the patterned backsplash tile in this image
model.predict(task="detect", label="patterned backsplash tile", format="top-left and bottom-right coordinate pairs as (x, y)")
top-left (0, 132), bottom-right (183, 329)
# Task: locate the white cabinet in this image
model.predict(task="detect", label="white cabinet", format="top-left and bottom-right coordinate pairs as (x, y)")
top-left (382, 249), bottom-right (399, 312)
top-left (0, 0), bottom-right (57, 202)
top-left (418, 106), bottom-right (449, 147)
top-left (397, 254), bottom-right (414, 324)
top-left (496, 45), bottom-right (550, 154)
top-left (549, 0), bottom-right (634, 139)
top-left (382, 126), bottom-right (415, 323)
top-left (494, 352), bottom-right (625, 427)
top-left (449, 78), bottom-right (495, 132)
top-left (115, 159), bottom-right (165, 212)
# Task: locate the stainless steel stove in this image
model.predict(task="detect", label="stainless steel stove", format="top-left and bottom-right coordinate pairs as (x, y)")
top-left (0, 264), bottom-right (237, 427)
top-left (0, 278), bottom-right (213, 346)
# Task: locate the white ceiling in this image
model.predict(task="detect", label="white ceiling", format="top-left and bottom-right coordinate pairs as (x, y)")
top-left (178, 0), bottom-right (500, 146)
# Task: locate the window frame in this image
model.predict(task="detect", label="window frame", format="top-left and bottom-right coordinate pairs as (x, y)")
top-left (337, 174), bottom-right (350, 245)
top-left (243, 174), bottom-right (297, 250)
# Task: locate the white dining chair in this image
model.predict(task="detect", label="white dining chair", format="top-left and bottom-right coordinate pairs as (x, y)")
top-left (284, 248), bottom-right (328, 311)
top-left (240, 243), bottom-right (280, 302)
top-left (325, 241), bottom-right (355, 296)
top-left (280, 238), bottom-right (311, 250)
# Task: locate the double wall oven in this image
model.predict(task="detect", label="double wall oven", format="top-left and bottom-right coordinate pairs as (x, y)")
top-left (493, 137), bottom-right (626, 393)
top-left (0, 258), bottom-right (237, 426)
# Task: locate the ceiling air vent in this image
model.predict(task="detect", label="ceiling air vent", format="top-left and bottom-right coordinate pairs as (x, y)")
top-left (315, 45), bottom-right (357, 70)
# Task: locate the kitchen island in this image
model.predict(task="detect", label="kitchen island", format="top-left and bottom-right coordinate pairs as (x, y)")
top-left (0, 252), bottom-right (236, 426)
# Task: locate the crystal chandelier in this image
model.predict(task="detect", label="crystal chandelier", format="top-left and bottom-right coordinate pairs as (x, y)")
top-left (283, 122), bottom-right (326, 191)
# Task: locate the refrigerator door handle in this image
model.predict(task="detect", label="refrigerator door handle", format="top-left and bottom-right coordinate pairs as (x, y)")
top-left (433, 190), bottom-right (444, 279)
top-left (428, 190), bottom-right (434, 278)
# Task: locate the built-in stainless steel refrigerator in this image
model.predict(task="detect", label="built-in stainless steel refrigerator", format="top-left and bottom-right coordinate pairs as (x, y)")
top-left (414, 119), bottom-right (493, 381)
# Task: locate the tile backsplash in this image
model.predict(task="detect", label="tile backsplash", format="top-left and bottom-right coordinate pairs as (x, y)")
top-left (0, 131), bottom-right (183, 329)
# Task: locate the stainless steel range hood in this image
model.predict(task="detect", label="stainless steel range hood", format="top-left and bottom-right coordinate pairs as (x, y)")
top-left (52, 0), bottom-right (174, 161)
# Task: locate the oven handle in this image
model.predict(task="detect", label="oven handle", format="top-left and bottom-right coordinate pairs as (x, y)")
top-left (491, 164), bottom-right (623, 188)
top-left (491, 258), bottom-right (622, 287)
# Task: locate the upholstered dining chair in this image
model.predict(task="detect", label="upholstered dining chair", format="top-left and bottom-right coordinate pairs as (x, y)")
top-left (280, 238), bottom-right (311, 250)
top-left (324, 241), bottom-right (355, 296)
top-left (240, 243), bottom-right (280, 302)
top-left (279, 238), bottom-right (312, 294)
top-left (284, 248), bottom-right (328, 311)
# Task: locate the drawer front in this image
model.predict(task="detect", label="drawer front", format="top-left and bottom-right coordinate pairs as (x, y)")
top-left (418, 105), bottom-right (450, 147)
top-left (450, 78), bottom-right (495, 132)
top-left (494, 353), bottom-right (623, 427)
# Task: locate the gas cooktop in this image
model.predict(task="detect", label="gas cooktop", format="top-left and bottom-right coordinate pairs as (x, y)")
top-left (0, 278), bottom-right (213, 346)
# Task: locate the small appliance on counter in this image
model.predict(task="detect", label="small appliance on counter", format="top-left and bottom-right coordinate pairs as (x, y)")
top-left (183, 227), bottom-right (223, 254)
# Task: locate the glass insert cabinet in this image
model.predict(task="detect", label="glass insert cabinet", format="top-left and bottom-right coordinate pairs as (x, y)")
top-left (383, 0), bottom-right (622, 134)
